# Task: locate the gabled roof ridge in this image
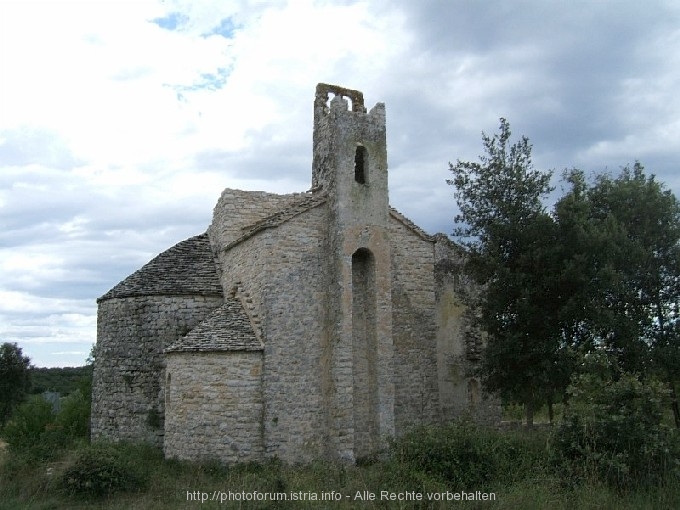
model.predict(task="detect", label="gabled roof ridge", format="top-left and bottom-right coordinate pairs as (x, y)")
top-left (389, 207), bottom-right (435, 242)
top-left (165, 298), bottom-right (263, 353)
top-left (432, 232), bottom-right (467, 252)
top-left (224, 191), bottom-right (328, 251)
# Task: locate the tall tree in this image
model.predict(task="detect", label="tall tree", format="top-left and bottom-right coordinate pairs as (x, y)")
top-left (0, 342), bottom-right (32, 427)
top-left (556, 164), bottom-right (680, 425)
top-left (448, 118), bottom-right (559, 426)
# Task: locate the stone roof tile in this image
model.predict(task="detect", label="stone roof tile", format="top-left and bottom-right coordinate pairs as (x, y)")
top-left (98, 233), bottom-right (223, 302)
top-left (165, 299), bottom-right (262, 352)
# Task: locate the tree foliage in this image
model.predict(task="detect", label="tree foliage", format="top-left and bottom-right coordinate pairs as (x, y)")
top-left (0, 342), bottom-right (32, 427)
top-left (448, 119), bottom-right (561, 425)
top-left (555, 163), bottom-right (680, 424)
top-left (2, 395), bottom-right (58, 457)
top-left (30, 365), bottom-right (93, 396)
top-left (3, 385), bottom-right (92, 459)
top-left (449, 121), bottom-right (680, 426)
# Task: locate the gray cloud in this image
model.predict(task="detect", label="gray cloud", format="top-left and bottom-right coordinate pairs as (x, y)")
top-left (0, 127), bottom-right (84, 169)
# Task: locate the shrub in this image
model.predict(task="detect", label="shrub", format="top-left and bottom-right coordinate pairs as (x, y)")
top-left (553, 354), bottom-right (680, 489)
top-left (3, 390), bottom-right (92, 460)
top-left (55, 389), bottom-right (90, 438)
top-left (391, 420), bottom-right (548, 488)
top-left (61, 442), bottom-right (150, 498)
top-left (2, 395), bottom-right (57, 454)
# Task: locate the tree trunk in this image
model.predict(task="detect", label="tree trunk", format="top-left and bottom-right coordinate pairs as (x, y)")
top-left (548, 399), bottom-right (554, 425)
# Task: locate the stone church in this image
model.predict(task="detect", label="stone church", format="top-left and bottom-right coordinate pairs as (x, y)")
top-left (91, 84), bottom-right (499, 464)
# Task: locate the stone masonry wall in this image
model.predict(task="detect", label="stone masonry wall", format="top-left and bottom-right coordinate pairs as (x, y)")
top-left (91, 295), bottom-right (223, 446)
top-left (434, 236), bottom-right (501, 424)
top-left (209, 189), bottom-right (308, 259)
top-left (216, 204), bottom-right (330, 463)
top-left (388, 217), bottom-right (440, 434)
top-left (94, 85), bottom-right (499, 464)
top-left (259, 209), bottom-right (329, 462)
top-left (164, 351), bottom-right (264, 463)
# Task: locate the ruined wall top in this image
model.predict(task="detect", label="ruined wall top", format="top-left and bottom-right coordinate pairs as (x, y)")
top-left (315, 83), bottom-right (366, 114)
top-left (312, 83), bottom-right (386, 192)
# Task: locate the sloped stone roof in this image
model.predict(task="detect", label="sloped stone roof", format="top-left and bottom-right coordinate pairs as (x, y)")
top-left (165, 299), bottom-right (263, 352)
top-left (98, 233), bottom-right (223, 302)
top-left (224, 192), bottom-right (328, 250)
top-left (389, 207), bottom-right (435, 241)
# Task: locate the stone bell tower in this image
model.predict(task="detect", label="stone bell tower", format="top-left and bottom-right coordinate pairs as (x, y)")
top-left (312, 83), bottom-right (394, 461)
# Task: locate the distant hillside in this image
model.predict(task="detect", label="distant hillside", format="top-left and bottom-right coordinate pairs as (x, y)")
top-left (30, 365), bottom-right (93, 395)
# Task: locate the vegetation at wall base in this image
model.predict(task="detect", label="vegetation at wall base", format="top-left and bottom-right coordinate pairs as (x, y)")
top-left (2, 420), bottom-right (678, 509)
top-left (553, 353), bottom-right (680, 490)
top-left (390, 420), bottom-right (549, 488)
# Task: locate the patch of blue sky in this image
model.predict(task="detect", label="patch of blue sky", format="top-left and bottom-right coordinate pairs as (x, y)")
top-left (150, 12), bottom-right (188, 31)
top-left (165, 65), bottom-right (232, 103)
top-left (202, 17), bottom-right (238, 39)
top-left (195, 66), bottom-right (231, 90)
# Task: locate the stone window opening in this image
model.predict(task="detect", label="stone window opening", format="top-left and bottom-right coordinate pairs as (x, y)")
top-left (315, 84), bottom-right (366, 114)
top-left (354, 145), bottom-right (368, 184)
top-left (342, 94), bottom-right (353, 111)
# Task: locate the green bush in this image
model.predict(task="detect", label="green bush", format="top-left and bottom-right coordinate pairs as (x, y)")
top-left (553, 355), bottom-right (680, 489)
top-left (55, 389), bottom-right (90, 438)
top-left (61, 442), bottom-right (150, 498)
top-left (2, 395), bottom-right (57, 454)
top-left (390, 420), bottom-right (548, 488)
top-left (2, 389), bottom-right (91, 460)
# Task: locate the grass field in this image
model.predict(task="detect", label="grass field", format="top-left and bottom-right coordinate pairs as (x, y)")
top-left (1, 424), bottom-right (678, 510)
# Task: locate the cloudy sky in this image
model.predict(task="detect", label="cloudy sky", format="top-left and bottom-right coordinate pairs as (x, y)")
top-left (2, 0), bottom-right (679, 368)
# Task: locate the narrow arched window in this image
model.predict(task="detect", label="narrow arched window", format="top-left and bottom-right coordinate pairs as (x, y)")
top-left (354, 145), bottom-right (368, 184)
top-left (352, 248), bottom-right (378, 453)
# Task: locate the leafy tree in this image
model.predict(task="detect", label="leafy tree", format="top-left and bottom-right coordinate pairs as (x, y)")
top-left (449, 119), bottom-right (680, 427)
top-left (30, 365), bottom-right (92, 395)
top-left (555, 164), bottom-right (680, 425)
top-left (86, 342), bottom-right (97, 366)
top-left (448, 118), bottom-right (560, 426)
top-left (593, 164), bottom-right (680, 427)
top-left (0, 342), bottom-right (32, 427)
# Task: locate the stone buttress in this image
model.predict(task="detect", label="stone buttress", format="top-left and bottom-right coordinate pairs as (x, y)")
top-left (313, 84), bottom-right (394, 461)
